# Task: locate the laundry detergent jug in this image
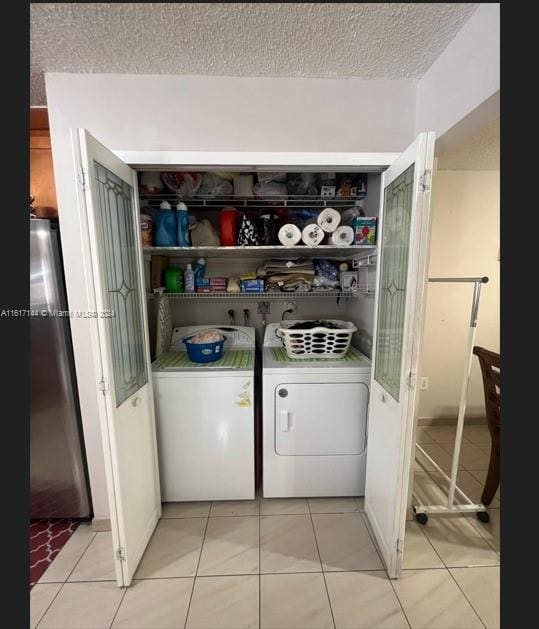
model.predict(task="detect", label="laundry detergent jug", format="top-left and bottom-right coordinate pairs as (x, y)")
top-left (155, 201), bottom-right (177, 247)
top-left (176, 202), bottom-right (191, 247)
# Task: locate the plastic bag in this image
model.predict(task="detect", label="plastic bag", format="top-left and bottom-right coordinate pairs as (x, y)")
top-left (189, 219), bottom-right (220, 246)
top-left (286, 173), bottom-right (319, 196)
top-left (257, 213), bottom-right (280, 245)
top-left (257, 172), bottom-right (287, 184)
top-left (161, 172), bottom-right (202, 197)
top-left (287, 208), bottom-right (319, 229)
top-left (312, 258), bottom-right (340, 288)
top-left (253, 181), bottom-right (288, 197)
top-left (198, 173), bottom-right (233, 197)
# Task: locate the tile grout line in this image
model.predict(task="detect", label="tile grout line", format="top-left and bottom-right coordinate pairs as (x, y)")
top-left (446, 568), bottom-right (488, 629)
top-left (307, 510), bottom-right (336, 629)
top-left (358, 507), bottom-right (414, 627)
top-left (38, 528), bottom-right (97, 585)
top-left (412, 516), bottom-right (447, 568)
top-left (387, 577), bottom-right (412, 629)
top-left (108, 584), bottom-right (128, 629)
top-left (34, 581), bottom-right (66, 629)
top-left (419, 470), bottom-right (500, 557)
top-left (183, 515), bottom-right (210, 629)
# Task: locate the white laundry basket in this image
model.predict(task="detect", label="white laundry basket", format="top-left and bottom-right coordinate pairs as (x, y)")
top-left (276, 320), bottom-right (357, 359)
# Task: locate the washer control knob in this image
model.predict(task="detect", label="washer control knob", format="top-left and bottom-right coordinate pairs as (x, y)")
top-left (278, 388), bottom-right (288, 398)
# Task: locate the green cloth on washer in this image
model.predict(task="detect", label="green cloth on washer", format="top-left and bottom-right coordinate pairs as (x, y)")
top-left (270, 347), bottom-right (360, 363)
top-left (154, 349), bottom-right (254, 370)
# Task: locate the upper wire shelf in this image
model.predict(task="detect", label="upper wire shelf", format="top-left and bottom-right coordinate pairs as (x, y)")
top-left (139, 193), bottom-right (366, 209)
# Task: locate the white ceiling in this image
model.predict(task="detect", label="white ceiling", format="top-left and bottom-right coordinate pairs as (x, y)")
top-left (31, 3), bottom-right (478, 106)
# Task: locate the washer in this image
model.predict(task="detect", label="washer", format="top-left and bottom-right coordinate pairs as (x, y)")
top-left (262, 323), bottom-right (371, 498)
top-left (152, 325), bottom-right (256, 501)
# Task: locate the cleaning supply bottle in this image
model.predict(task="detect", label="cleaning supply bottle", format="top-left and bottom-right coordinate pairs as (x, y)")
top-left (176, 202), bottom-right (191, 247)
top-left (184, 263), bottom-right (195, 293)
top-left (155, 201), bottom-right (177, 246)
top-left (164, 267), bottom-right (184, 293)
top-left (192, 257), bottom-right (206, 285)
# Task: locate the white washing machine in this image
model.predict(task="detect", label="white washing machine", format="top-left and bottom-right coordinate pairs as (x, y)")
top-left (152, 325), bottom-right (256, 501)
top-left (262, 323), bottom-right (371, 498)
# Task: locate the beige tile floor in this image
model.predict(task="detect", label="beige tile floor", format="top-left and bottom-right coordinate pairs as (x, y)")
top-left (32, 424), bottom-right (499, 629)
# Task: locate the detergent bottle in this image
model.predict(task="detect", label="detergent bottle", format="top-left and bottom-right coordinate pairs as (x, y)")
top-left (154, 201), bottom-right (177, 247)
top-left (176, 202), bottom-right (191, 247)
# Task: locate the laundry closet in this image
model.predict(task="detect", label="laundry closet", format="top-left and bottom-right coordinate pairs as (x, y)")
top-left (71, 129), bottom-right (434, 586)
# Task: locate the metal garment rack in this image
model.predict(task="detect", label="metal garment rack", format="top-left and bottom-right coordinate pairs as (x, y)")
top-left (413, 276), bottom-right (490, 525)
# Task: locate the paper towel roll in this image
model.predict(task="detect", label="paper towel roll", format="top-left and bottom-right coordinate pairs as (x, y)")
top-left (317, 207), bottom-right (341, 233)
top-left (233, 174), bottom-right (254, 197)
top-left (278, 224), bottom-right (302, 247)
top-left (330, 225), bottom-right (355, 246)
top-left (301, 224), bottom-right (325, 246)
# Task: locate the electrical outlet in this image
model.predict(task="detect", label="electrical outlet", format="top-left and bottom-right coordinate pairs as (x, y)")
top-left (420, 377), bottom-right (429, 390)
top-left (283, 301), bottom-right (297, 314)
top-left (257, 301), bottom-right (270, 314)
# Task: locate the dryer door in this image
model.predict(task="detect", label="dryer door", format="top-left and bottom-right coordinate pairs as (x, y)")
top-left (275, 382), bottom-right (368, 456)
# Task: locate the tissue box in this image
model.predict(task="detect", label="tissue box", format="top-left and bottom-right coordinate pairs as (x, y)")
top-left (240, 279), bottom-right (265, 293)
top-left (354, 217), bottom-right (377, 245)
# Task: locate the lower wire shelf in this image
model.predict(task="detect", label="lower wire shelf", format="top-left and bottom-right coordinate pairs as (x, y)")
top-left (147, 289), bottom-right (371, 300)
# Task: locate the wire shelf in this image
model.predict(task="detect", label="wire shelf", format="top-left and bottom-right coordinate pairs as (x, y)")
top-left (139, 193), bottom-right (366, 209)
top-left (148, 289), bottom-right (372, 301)
top-left (143, 245), bottom-right (375, 259)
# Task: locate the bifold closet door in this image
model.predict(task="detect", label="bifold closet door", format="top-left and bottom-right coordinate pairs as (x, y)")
top-left (72, 129), bottom-right (161, 586)
top-left (364, 132), bottom-right (435, 579)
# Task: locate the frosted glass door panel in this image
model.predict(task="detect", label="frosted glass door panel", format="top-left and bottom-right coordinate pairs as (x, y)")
top-left (373, 164), bottom-right (414, 401)
top-left (94, 161), bottom-right (148, 406)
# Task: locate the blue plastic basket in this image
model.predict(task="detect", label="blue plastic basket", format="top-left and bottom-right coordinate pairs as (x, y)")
top-left (182, 335), bottom-right (226, 363)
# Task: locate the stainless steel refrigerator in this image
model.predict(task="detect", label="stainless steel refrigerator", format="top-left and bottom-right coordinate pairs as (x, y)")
top-left (30, 218), bottom-right (91, 518)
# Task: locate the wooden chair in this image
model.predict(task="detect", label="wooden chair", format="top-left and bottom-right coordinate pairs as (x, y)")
top-left (473, 346), bottom-right (500, 505)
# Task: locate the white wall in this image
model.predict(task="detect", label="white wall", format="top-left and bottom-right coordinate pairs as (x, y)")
top-left (46, 73), bottom-right (417, 520)
top-left (415, 3), bottom-right (500, 140)
top-left (46, 73), bottom-right (417, 153)
top-left (418, 169), bottom-right (499, 420)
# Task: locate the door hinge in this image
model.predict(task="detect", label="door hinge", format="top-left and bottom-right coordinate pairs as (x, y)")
top-left (397, 538), bottom-right (404, 554)
top-left (420, 169), bottom-right (431, 192)
top-left (407, 371), bottom-right (416, 389)
top-left (98, 377), bottom-right (109, 395)
top-left (115, 546), bottom-right (126, 562)
top-left (78, 167), bottom-right (88, 190)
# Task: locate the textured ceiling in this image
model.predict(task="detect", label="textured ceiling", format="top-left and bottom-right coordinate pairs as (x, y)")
top-left (437, 118), bottom-right (499, 170)
top-left (30, 3), bottom-right (478, 105)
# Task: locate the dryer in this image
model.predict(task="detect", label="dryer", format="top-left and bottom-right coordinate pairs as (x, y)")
top-left (262, 323), bottom-right (370, 498)
top-left (153, 325), bottom-right (256, 502)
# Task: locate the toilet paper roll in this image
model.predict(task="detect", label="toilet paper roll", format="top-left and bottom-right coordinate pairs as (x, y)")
top-left (317, 207), bottom-right (341, 233)
top-left (233, 174), bottom-right (254, 197)
top-left (330, 225), bottom-right (355, 246)
top-left (278, 224), bottom-right (302, 247)
top-left (301, 223), bottom-right (325, 246)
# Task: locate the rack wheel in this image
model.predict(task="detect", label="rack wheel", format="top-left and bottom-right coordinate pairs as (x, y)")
top-left (476, 511), bottom-right (490, 523)
top-left (415, 513), bottom-right (428, 525)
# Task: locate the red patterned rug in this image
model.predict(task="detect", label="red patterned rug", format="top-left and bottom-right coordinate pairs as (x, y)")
top-left (30, 519), bottom-right (80, 588)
